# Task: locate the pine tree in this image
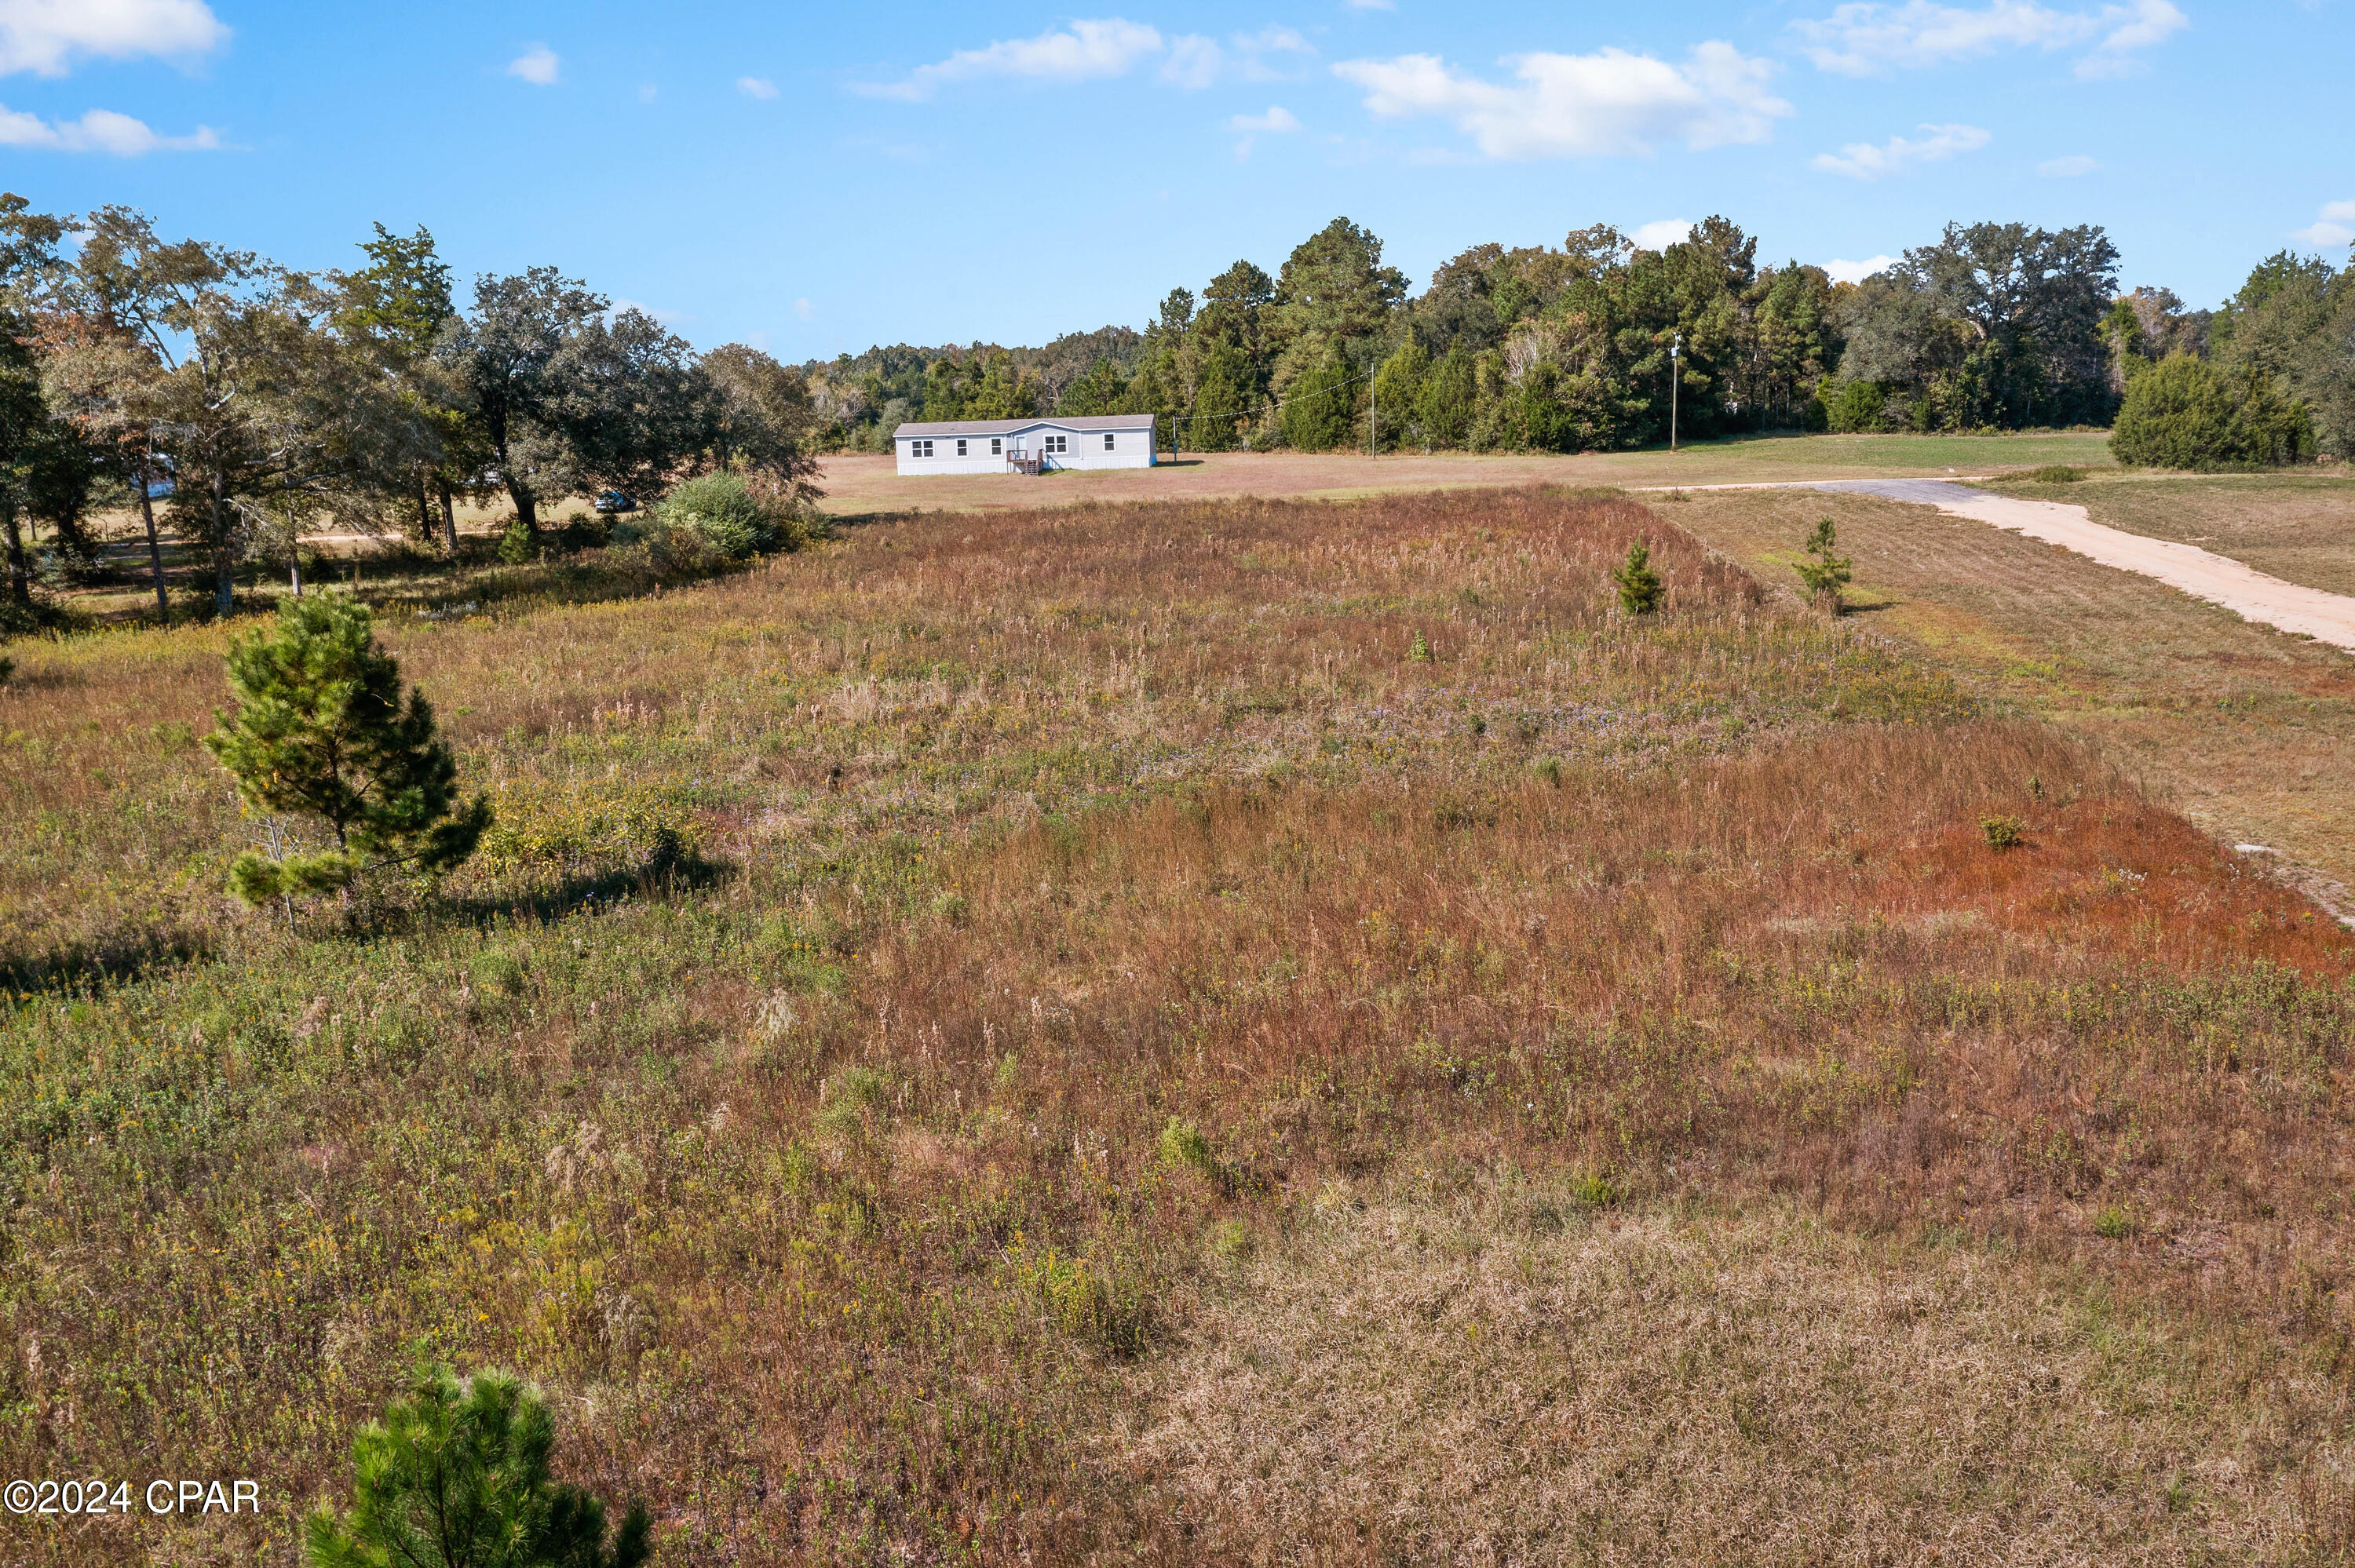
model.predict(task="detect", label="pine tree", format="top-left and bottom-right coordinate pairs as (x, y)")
top-left (1793, 517), bottom-right (1853, 612)
top-left (1612, 540), bottom-right (1663, 614)
top-left (305, 1362), bottom-right (650, 1568)
top-left (206, 593), bottom-right (490, 906)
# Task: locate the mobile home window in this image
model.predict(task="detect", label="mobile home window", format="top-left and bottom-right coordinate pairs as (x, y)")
top-left (991, 438), bottom-right (1002, 454)
top-left (1045, 434), bottom-right (1068, 454)
top-left (1104, 432), bottom-right (1116, 450)
top-left (912, 439), bottom-right (933, 458)
top-left (956, 439), bottom-right (968, 456)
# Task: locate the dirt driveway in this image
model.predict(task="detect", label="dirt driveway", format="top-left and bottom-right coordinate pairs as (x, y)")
top-left (1806, 478), bottom-right (2355, 655)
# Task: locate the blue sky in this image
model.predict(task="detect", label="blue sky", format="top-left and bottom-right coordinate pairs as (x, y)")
top-left (2, 1), bottom-right (2348, 363)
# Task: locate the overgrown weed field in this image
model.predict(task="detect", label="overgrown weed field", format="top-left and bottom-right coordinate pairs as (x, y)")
top-left (5, 486), bottom-right (2355, 1563)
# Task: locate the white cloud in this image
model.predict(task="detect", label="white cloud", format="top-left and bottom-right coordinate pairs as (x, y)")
top-left (793, 297), bottom-right (813, 321)
top-left (1163, 25), bottom-right (1313, 89)
top-left (2293, 200), bottom-right (2355, 250)
top-left (1630, 218), bottom-right (1692, 251)
top-left (637, 84), bottom-right (657, 103)
top-left (1824, 254), bottom-right (1900, 283)
top-left (1163, 34), bottom-right (1223, 89)
top-left (1792, 0), bottom-right (2184, 79)
top-left (0, 101), bottom-right (219, 153)
top-left (0, 0), bottom-right (226, 78)
top-left (1343, 0), bottom-right (1397, 9)
top-left (507, 45), bottom-right (559, 86)
top-left (2037, 152), bottom-right (2097, 176)
top-left (1229, 105), bottom-right (1302, 133)
top-left (1333, 42), bottom-right (1789, 159)
top-left (1229, 104), bottom-right (1302, 161)
top-left (858, 18), bottom-right (1162, 100)
top-left (737, 76), bottom-right (777, 99)
top-left (859, 20), bottom-right (1308, 99)
top-left (1813, 121), bottom-right (1989, 178)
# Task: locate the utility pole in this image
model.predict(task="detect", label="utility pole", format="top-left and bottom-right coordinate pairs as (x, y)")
top-left (1670, 332), bottom-right (1681, 452)
top-left (1368, 363), bottom-right (1377, 459)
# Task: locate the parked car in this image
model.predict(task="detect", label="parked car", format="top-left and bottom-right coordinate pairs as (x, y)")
top-left (593, 491), bottom-right (637, 514)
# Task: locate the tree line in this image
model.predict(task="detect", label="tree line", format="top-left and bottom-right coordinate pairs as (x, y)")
top-left (805, 213), bottom-right (2353, 465)
top-left (0, 195), bottom-right (816, 621)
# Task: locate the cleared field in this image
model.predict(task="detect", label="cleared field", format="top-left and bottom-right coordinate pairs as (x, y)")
top-left (1671, 483), bottom-right (2355, 908)
top-left (812, 430), bottom-right (2115, 517)
top-left (5, 487), bottom-right (2353, 1563)
top-left (1987, 469), bottom-right (2355, 599)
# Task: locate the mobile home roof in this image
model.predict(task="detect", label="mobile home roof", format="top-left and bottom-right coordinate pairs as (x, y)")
top-left (891, 414), bottom-right (1155, 438)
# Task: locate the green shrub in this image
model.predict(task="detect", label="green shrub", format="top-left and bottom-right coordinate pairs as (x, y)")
top-left (497, 516), bottom-right (534, 564)
top-left (647, 472), bottom-right (823, 561)
top-left (2094, 1205), bottom-right (2133, 1240)
top-left (471, 949), bottom-right (527, 998)
top-left (1612, 539), bottom-right (1664, 614)
top-left (817, 1063), bottom-right (895, 1135)
top-left (1004, 1235), bottom-right (1152, 1356)
top-left (1567, 1170), bottom-right (1621, 1208)
top-left (1157, 1117), bottom-right (1220, 1180)
top-left (478, 782), bottom-right (700, 881)
top-left (2111, 355), bottom-right (2315, 470)
top-left (1981, 815), bottom-right (2023, 851)
top-left (1820, 379), bottom-right (1887, 434)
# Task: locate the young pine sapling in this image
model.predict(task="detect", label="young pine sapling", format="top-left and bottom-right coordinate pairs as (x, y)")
top-left (1793, 517), bottom-right (1853, 612)
top-left (206, 593), bottom-right (491, 909)
top-left (1612, 539), bottom-right (1663, 614)
top-left (305, 1362), bottom-right (650, 1568)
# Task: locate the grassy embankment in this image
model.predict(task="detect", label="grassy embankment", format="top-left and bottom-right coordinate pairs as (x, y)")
top-left (1669, 476), bottom-right (2355, 913)
top-left (5, 484), bottom-right (2355, 1563)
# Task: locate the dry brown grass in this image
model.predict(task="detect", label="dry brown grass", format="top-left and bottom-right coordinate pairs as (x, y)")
top-left (1673, 483), bottom-right (2355, 907)
top-left (6, 485), bottom-right (2355, 1564)
top-left (0, 487), bottom-right (1920, 978)
top-left (810, 431), bottom-right (2113, 519)
top-left (1135, 1190), bottom-right (2340, 1563)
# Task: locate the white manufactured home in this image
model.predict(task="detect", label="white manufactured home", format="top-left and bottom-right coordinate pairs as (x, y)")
top-left (893, 414), bottom-right (1156, 476)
